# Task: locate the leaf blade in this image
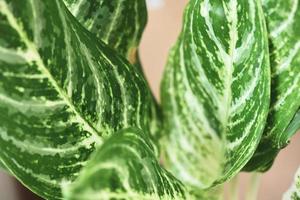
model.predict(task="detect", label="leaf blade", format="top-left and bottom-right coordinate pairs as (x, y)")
top-left (63, 127), bottom-right (188, 200)
top-left (0, 0), bottom-right (152, 199)
top-left (160, 0), bottom-right (270, 189)
top-left (244, 0), bottom-right (300, 172)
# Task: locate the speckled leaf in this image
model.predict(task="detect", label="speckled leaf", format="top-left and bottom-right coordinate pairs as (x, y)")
top-left (63, 0), bottom-right (147, 64)
top-left (283, 167), bottom-right (300, 200)
top-left (244, 0), bottom-right (300, 172)
top-left (0, 0), bottom-right (153, 199)
top-left (63, 0), bottom-right (162, 144)
top-left (160, 0), bottom-right (270, 189)
top-left (63, 127), bottom-right (188, 200)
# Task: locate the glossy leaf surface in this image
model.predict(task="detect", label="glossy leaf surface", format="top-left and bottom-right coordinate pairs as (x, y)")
top-left (63, 127), bottom-right (188, 200)
top-left (0, 0), bottom-right (152, 199)
top-left (244, 0), bottom-right (300, 172)
top-left (160, 0), bottom-right (270, 189)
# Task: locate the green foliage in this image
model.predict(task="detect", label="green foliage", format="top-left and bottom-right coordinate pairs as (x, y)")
top-left (0, 0), bottom-right (154, 199)
top-left (160, 0), bottom-right (270, 189)
top-left (284, 168), bottom-right (300, 200)
top-left (244, 0), bottom-right (300, 172)
top-left (63, 128), bottom-right (188, 200)
top-left (0, 0), bottom-right (299, 199)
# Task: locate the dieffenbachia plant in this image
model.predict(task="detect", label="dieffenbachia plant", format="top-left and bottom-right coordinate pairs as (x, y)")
top-left (0, 0), bottom-right (300, 199)
top-left (63, 128), bottom-right (188, 200)
top-left (284, 167), bottom-right (300, 200)
top-left (62, 0), bottom-right (162, 144)
top-left (244, 0), bottom-right (300, 172)
top-left (160, 0), bottom-right (270, 189)
top-left (0, 0), bottom-right (155, 199)
top-left (63, 0), bottom-right (147, 65)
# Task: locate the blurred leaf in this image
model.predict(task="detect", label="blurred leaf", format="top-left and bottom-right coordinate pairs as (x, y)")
top-left (284, 167), bottom-right (300, 200)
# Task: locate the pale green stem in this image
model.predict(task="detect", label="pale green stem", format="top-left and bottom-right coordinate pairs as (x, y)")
top-left (245, 173), bottom-right (261, 200)
top-left (228, 175), bottom-right (239, 200)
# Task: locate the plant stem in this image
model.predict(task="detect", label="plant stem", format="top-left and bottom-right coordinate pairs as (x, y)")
top-left (229, 175), bottom-right (239, 200)
top-left (245, 173), bottom-right (261, 200)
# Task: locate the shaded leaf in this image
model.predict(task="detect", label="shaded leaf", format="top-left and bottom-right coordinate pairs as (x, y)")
top-left (160, 0), bottom-right (270, 189)
top-left (0, 0), bottom-right (153, 199)
top-left (63, 127), bottom-right (188, 200)
top-left (244, 0), bottom-right (300, 172)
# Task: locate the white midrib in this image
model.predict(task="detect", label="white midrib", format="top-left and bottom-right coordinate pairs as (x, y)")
top-left (222, 0), bottom-right (238, 141)
top-left (0, 1), bottom-right (102, 145)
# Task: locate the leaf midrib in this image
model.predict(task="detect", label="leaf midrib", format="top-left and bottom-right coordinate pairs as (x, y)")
top-left (0, 1), bottom-right (103, 145)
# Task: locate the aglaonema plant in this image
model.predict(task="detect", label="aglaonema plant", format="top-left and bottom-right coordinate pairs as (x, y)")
top-left (0, 0), bottom-right (299, 200)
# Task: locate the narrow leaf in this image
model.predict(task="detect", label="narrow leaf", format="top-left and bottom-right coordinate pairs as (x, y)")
top-left (63, 127), bottom-right (188, 200)
top-left (0, 0), bottom-right (152, 199)
top-left (284, 167), bottom-right (300, 200)
top-left (244, 0), bottom-right (300, 172)
top-left (160, 0), bottom-right (270, 189)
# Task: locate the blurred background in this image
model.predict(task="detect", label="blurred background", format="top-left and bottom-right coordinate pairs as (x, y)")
top-left (0, 0), bottom-right (299, 199)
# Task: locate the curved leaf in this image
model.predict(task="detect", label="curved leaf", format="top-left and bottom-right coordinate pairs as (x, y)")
top-left (63, 0), bottom-right (162, 144)
top-left (244, 0), bottom-right (300, 172)
top-left (160, 0), bottom-right (270, 189)
top-left (284, 167), bottom-right (300, 200)
top-left (63, 127), bottom-right (188, 200)
top-left (0, 0), bottom-right (153, 199)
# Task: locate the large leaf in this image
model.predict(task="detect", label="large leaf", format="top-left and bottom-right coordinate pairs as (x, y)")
top-left (63, 0), bottom-right (162, 144)
top-left (283, 167), bottom-right (300, 200)
top-left (160, 0), bottom-right (270, 189)
top-left (244, 0), bottom-right (300, 172)
top-left (63, 127), bottom-right (188, 200)
top-left (63, 0), bottom-right (147, 65)
top-left (0, 0), bottom-right (153, 199)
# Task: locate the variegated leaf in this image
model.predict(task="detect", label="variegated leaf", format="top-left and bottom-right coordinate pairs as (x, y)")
top-left (160, 0), bottom-right (270, 189)
top-left (283, 167), bottom-right (300, 200)
top-left (0, 0), bottom-right (153, 199)
top-left (244, 0), bottom-right (300, 172)
top-left (63, 0), bottom-right (163, 144)
top-left (63, 127), bottom-right (188, 200)
top-left (63, 0), bottom-right (147, 64)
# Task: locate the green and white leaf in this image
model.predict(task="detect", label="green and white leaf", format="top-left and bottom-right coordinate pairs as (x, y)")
top-left (63, 127), bottom-right (188, 200)
top-left (283, 167), bottom-right (300, 200)
top-left (63, 0), bottom-right (147, 64)
top-left (0, 0), bottom-right (153, 199)
top-left (244, 0), bottom-right (300, 172)
top-left (63, 0), bottom-right (163, 144)
top-left (160, 0), bottom-right (270, 189)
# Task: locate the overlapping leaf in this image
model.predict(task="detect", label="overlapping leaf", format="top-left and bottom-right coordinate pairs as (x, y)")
top-left (160, 0), bottom-right (270, 189)
top-left (0, 0), bottom-right (153, 199)
top-left (63, 0), bottom-right (147, 65)
top-left (244, 0), bottom-right (300, 172)
top-left (63, 127), bottom-right (188, 200)
top-left (283, 167), bottom-right (300, 200)
top-left (63, 0), bottom-right (162, 144)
